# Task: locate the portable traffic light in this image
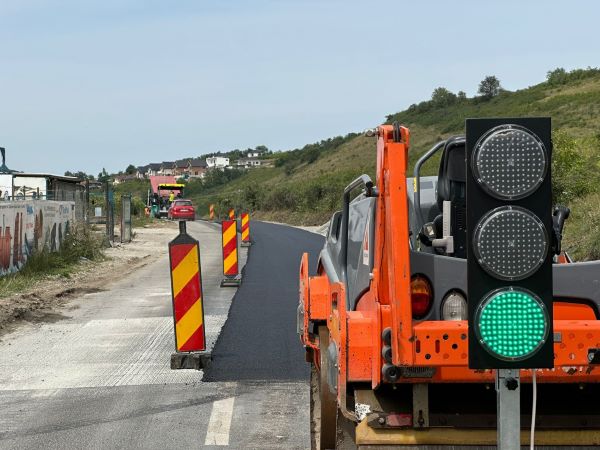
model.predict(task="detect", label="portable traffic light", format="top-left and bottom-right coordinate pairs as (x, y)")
top-left (466, 118), bottom-right (554, 369)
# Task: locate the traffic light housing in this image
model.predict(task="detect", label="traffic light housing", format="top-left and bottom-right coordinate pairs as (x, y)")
top-left (466, 118), bottom-right (554, 369)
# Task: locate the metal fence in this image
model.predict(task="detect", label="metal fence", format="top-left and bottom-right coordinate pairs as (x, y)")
top-left (2, 181), bottom-right (135, 245)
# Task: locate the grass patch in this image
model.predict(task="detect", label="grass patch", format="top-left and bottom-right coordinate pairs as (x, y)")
top-left (563, 192), bottom-right (600, 261)
top-left (0, 225), bottom-right (105, 297)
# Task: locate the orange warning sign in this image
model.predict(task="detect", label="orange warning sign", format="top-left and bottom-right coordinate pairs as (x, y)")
top-left (228, 209), bottom-right (235, 220)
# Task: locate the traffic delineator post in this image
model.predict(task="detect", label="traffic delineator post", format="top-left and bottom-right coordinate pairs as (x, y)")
top-left (169, 221), bottom-right (211, 370)
top-left (221, 219), bottom-right (241, 287)
top-left (228, 209), bottom-right (235, 220)
top-left (209, 204), bottom-right (215, 221)
top-left (241, 213), bottom-right (251, 247)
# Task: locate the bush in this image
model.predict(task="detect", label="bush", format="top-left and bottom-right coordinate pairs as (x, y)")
top-left (546, 68), bottom-right (568, 86)
top-left (273, 133), bottom-right (358, 173)
top-left (546, 66), bottom-right (600, 87)
top-left (563, 192), bottom-right (600, 261)
top-left (21, 224), bottom-right (104, 277)
top-left (431, 87), bottom-right (457, 107)
top-left (552, 130), bottom-right (593, 204)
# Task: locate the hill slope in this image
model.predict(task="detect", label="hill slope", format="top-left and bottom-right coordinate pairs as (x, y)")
top-left (188, 68), bottom-right (600, 259)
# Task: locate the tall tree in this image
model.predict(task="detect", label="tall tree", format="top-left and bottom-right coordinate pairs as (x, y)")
top-left (431, 87), bottom-right (457, 107)
top-left (98, 168), bottom-right (110, 182)
top-left (478, 75), bottom-right (501, 99)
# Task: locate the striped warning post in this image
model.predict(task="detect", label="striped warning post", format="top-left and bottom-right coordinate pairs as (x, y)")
top-left (241, 213), bottom-right (250, 246)
top-left (221, 220), bottom-right (240, 287)
top-left (209, 204), bottom-right (215, 221)
top-left (228, 209), bottom-right (235, 220)
top-left (169, 222), bottom-right (206, 353)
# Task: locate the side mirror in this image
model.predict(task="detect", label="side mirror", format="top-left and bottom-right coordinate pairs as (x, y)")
top-left (552, 205), bottom-right (570, 255)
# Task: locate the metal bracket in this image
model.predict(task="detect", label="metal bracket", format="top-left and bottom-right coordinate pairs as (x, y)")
top-left (413, 383), bottom-right (430, 429)
top-left (366, 412), bottom-right (412, 429)
top-left (432, 200), bottom-right (454, 254)
top-left (220, 274), bottom-right (242, 287)
top-left (496, 369), bottom-right (520, 450)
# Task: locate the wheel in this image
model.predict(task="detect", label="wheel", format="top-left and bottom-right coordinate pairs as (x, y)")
top-left (310, 326), bottom-right (338, 450)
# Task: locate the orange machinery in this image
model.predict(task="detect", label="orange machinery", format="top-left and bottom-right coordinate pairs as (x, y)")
top-left (298, 124), bottom-right (600, 448)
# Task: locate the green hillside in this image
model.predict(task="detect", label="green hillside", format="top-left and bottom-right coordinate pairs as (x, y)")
top-left (129, 67), bottom-right (600, 260)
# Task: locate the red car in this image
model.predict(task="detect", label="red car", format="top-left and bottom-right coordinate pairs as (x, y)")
top-left (168, 199), bottom-right (196, 221)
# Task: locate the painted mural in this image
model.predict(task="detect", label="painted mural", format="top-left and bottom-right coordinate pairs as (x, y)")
top-left (0, 201), bottom-right (75, 276)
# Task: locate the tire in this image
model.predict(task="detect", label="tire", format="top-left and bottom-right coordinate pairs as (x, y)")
top-left (313, 326), bottom-right (338, 450)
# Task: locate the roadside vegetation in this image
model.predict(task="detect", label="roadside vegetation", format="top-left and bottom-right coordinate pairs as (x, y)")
top-left (113, 67), bottom-right (600, 259)
top-left (0, 225), bottom-right (105, 298)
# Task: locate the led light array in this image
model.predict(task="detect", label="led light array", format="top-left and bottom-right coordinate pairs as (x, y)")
top-left (472, 125), bottom-right (547, 200)
top-left (473, 206), bottom-right (548, 280)
top-left (476, 290), bottom-right (547, 360)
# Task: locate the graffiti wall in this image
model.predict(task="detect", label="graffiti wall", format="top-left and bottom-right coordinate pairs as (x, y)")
top-left (0, 201), bottom-right (75, 276)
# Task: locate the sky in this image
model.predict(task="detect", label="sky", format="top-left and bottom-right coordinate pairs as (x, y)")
top-left (0, 0), bottom-right (598, 176)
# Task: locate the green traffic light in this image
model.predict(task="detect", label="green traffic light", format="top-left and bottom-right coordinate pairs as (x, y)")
top-left (476, 289), bottom-right (548, 360)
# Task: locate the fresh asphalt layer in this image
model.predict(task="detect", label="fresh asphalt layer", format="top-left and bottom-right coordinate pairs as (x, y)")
top-left (203, 221), bottom-right (324, 382)
top-left (0, 220), bottom-right (323, 450)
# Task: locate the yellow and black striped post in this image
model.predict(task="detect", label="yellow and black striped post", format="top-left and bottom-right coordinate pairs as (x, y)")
top-left (169, 221), bottom-right (210, 370)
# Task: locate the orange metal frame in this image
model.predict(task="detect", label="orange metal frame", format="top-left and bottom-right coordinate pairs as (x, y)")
top-left (299, 125), bottom-right (600, 401)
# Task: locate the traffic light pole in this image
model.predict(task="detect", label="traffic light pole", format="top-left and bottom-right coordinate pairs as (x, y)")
top-left (496, 369), bottom-right (521, 450)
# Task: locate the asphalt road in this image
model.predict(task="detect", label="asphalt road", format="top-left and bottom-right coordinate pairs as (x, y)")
top-left (204, 221), bottom-right (323, 382)
top-left (0, 220), bottom-right (324, 450)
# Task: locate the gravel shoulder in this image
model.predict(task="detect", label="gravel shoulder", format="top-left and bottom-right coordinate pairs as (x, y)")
top-left (0, 221), bottom-right (178, 338)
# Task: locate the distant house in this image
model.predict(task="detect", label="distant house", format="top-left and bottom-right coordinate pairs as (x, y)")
top-left (236, 157), bottom-right (262, 169)
top-left (189, 158), bottom-right (207, 178)
top-left (160, 162), bottom-right (175, 176)
top-left (173, 159), bottom-right (191, 177)
top-left (113, 174), bottom-right (137, 185)
top-left (146, 163), bottom-right (162, 177)
top-left (206, 156), bottom-right (230, 169)
top-left (247, 148), bottom-right (267, 158)
top-left (136, 165), bottom-right (149, 179)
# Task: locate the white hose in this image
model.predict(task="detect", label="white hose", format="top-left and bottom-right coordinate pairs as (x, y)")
top-left (530, 370), bottom-right (537, 450)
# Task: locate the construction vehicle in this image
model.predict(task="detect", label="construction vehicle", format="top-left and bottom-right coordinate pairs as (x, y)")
top-left (148, 176), bottom-right (185, 219)
top-left (298, 121), bottom-right (600, 449)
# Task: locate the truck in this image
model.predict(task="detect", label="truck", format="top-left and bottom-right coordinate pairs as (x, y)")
top-left (298, 121), bottom-right (600, 449)
top-left (148, 176), bottom-right (185, 219)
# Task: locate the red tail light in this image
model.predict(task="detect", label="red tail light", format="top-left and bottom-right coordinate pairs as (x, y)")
top-left (411, 275), bottom-right (433, 319)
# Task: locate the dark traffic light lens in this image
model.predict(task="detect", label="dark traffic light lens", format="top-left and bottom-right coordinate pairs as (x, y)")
top-left (473, 206), bottom-right (548, 281)
top-left (476, 288), bottom-right (548, 361)
top-left (472, 125), bottom-right (547, 200)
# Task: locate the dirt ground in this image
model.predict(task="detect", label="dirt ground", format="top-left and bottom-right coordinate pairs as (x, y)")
top-left (0, 221), bottom-right (178, 338)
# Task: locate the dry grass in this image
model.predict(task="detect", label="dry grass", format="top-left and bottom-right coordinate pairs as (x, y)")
top-left (563, 192), bottom-right (600, 261)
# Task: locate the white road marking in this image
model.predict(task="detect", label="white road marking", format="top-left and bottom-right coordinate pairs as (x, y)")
top-left (204, 397), bottom-right (235, 446)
